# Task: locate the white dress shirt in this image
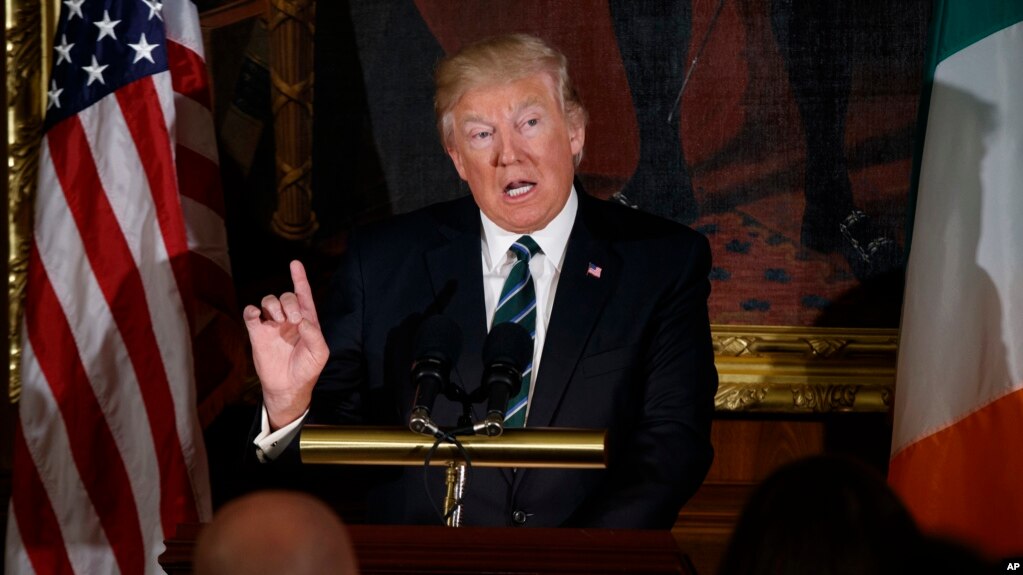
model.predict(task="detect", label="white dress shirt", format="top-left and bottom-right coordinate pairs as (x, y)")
top-left (254, 189), bottom-right (578, 462)
top-left (479, 188), bottom-right (577, 421)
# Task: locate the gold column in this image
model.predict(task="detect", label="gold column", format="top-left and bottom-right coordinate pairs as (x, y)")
top-left (5, 0), bottom-right (56, 402)
top-left (267, 0), bottom-right (317, 240)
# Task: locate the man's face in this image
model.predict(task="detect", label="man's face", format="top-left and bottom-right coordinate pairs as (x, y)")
top-left (445, 72), bottom-right (585, 233)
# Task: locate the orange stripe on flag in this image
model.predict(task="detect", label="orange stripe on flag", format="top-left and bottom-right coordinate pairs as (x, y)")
top-left (889, 386), bottom-right (1023, 559)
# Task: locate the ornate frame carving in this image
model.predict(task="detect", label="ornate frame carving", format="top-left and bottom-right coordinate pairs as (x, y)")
top-left (5, 0), bottom-right (57, 402)
top-left (4, 3), bottom-right (898, 412)
top-left (712, 325), bottom-right (897, 412)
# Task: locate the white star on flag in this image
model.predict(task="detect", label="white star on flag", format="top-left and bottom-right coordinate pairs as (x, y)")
top-left (94, 10), bottom-right (122, 42)
top-left (129, 33), bottom-right (160, 64)
top-left (47, 80), bottom-right (63, 110)
top-left (142, 0), bottom-right (165, 21)
top-left (82, 55), bottom-right (108, 86)
top-left (54, 34), bottom-right (74, 65)
top-left (63, 0), bottom-right (84, 21)
top-left (8, 0), bottom-right (239, 572)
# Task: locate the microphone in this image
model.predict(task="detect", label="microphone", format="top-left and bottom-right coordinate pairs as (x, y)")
top-left (409, 315), bottom-right (462, 436)
top-left (479, 321), bottom-right (532, 436)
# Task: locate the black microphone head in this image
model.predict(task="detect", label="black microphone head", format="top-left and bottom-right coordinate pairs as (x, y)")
top-left (414, 314), bottom-right (462, 364)
top-left (483, 321), bottom-right (532, 371)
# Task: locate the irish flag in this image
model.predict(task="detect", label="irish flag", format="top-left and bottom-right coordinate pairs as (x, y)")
top-left (889, 0), bottom-right (1023, 559)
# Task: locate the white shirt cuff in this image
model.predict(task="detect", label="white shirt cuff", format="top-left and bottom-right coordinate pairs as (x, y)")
top-left (253, 406), bottom-right (308, 463)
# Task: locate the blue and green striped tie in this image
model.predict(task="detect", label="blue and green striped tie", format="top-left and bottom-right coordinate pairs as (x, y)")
top-left (493, 235), bottom-right (540, 428)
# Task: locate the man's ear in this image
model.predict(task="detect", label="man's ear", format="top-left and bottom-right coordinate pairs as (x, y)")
top-left (568, 120), bottom-right (586, 158)
top-left (446, 145), bottom-right (468, 181)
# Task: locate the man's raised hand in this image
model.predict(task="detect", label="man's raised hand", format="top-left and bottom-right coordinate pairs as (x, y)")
top-left (243, 260), bottom-right (329, 430)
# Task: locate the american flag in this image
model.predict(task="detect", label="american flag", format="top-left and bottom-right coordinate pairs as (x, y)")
top-left (5, 0), bottom-right (238, 572)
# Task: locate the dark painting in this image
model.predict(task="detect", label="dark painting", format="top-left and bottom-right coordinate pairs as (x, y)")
top-left (215, 0), bottom-right (931, 328)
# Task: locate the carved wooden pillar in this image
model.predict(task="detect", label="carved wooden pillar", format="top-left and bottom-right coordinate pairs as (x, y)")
top-left (267, 0), bottom-right (317, 240)
top-left (5, 0), bottom-right (56, 402)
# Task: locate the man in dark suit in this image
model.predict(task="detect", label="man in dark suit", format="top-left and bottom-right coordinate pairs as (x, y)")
top-left (244, 34), bottom-right (717, 529)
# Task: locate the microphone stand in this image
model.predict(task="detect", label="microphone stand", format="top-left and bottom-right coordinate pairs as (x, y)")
top-left (420, 383), bottom-right (490, 525)
top-left (408, 320), bottom-right (531, 524)
top-left (444, 385), bottom-right (500, 524)
top-left (408, 375), bottom-right (483, 437)
top-left (443, 461), bottom-right (469, 526)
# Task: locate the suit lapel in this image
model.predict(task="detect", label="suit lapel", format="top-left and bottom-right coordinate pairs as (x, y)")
top-left (423, 199), bottom-right (489, 428)
top-left (424, 199), bottom-right (516, 487)
top-left (424, 195), bottom-right (620, 492)
top-left (527, 197), bottom-right (619, 429)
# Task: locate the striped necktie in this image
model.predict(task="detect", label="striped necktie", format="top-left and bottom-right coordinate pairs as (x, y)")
top-left (492, 235), bottom-right (541, 428)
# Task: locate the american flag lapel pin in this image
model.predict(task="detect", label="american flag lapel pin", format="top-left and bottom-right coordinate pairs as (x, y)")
top-left (587, 262), bottom-right (602, 278)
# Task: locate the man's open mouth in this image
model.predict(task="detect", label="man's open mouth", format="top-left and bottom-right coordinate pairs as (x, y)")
top-left (505, 181), bottom-right (535, 197)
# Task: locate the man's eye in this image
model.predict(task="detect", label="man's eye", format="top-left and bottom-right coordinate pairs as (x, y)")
top-left (525, 118), bottom-right (539, 127)
top-left (473, 131), bottom-right (492, 140)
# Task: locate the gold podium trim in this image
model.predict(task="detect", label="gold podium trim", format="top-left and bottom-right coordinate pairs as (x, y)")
top-left (300, 426), bottom-right (607, 469)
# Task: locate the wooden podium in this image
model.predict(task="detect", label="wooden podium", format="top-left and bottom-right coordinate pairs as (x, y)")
top-left (164, 426), bottom-right (693, 573)
top-left (161, 523), bottom-right (695, 574)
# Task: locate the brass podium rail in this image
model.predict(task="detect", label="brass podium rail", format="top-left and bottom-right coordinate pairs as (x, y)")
top-left (300, 426), bottom-right (607, 469)
top-left (300, 426), bottom-right (607, 527)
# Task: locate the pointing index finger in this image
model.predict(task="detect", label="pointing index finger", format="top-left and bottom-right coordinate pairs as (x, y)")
top-left (290, 260), bottom-right (319, 322)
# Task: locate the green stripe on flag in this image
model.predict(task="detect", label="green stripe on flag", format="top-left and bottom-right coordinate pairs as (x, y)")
top-left (932, 0), bottom-right (1023, 65)
top-left (905, 0), bottom-right (1023, 252)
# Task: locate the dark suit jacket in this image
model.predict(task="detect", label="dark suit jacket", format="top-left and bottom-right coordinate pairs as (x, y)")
top-left (268, 191), bottom-right (717, 529)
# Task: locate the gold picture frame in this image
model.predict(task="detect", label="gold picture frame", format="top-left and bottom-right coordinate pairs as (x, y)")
top-left (4, 0), bottom-right (897, 413)
top-left (5, 0), bottom-right (57, 403)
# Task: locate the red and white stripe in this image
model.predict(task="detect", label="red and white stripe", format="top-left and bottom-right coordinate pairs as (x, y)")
top-left (165, 0), bottom-right (246, 427)
top-left (6, 1), bottom-right (234, 572)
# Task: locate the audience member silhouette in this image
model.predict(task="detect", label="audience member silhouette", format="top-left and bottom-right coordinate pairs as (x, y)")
top-left (717, 455), bottom-right (990, 575)
top-left (194, 490), bottom-right (359, 575)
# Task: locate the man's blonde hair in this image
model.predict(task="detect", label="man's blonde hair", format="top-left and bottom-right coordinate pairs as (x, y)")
top-left (434, 34), bottom-right (588, 163)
